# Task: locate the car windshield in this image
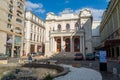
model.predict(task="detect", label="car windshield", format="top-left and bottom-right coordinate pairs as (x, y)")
top-left (86, 53), bottom-right (94, 56)
top-left (75, 54), bottom-right (82, 56)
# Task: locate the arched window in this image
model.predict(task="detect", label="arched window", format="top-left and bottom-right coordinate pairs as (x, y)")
top-left (75, 23), bottom-right (79, 31)
top-left (66, 24), bottom-right (70, 31)
top-left (74, 38), bottom-right (80, 52)
top-left (15, 27), bottom-right (22, 34)
top-left (57, 39), bottom-right (61, 52)
top-left (58, 24), bottom-right (61, 31)
top-left (65, 38), bottom-right (70, 52)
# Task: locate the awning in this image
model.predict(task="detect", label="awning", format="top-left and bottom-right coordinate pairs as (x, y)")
top-left (105, 39), bottom-right (120, 46)
top-left (6, 39), bottom-right (13, 44)
top-left (95, 39), bottom-right (120, 50)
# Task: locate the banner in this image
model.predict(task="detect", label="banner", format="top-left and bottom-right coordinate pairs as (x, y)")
top-left (99, 51), bottom-right (107, 63)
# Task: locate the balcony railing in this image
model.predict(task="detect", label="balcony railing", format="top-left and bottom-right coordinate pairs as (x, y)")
top-left (50, 29), bottom-right (84, 34)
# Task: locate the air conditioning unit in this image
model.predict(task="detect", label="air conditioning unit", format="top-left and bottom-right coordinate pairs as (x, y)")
top-left (9, 9), bottom-right (12, 13)
top-left (10, 29), bottom-right (13, 32)
top-left (8, 19), bottom-right (11, 22)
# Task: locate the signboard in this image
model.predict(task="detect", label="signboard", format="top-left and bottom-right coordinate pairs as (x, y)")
top-left (99, 51), bottom-right (107, 63)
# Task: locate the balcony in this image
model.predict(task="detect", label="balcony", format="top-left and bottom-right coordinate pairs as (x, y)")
top-left (50, 29), bottom-right (84, 37)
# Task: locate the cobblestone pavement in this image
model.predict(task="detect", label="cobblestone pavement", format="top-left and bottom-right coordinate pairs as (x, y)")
top-left (7, 58), bottom-right (120, 80)
top-left (39, 58), bottom-right (120, 80)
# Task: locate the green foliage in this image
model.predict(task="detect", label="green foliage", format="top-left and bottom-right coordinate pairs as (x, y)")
top-left (43, 74), bottom-right (53, 80)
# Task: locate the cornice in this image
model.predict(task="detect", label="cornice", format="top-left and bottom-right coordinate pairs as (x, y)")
top-left (26, 18), bottom-right (45, 29)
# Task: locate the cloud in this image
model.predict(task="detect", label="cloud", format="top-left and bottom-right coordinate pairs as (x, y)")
top-left (35, 9), bottom-right (45, 13)
top-left (88, 8), bottom-right (104, 20)
top-left (59, 8), bottom-right (73, 15)
top-left (65, 0), bottom-right (69, 4)
top-left (25, 0), bottom-right (45, 13)
top-left (59, 8), bottom-right (105, 21)
top-left (106, 0), bottom-right (110, 2)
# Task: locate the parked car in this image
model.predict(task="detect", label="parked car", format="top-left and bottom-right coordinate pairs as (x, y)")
top-left (86, 53), bottom-right (95, 60)
top-left (0, 54), bottom-right (8, 59)
top-left (95, 52), bottom-right (100, 59)
top-left (74, 53), bottom-right (83, 60)
top-left (31, 52), bottom-right (37, 57)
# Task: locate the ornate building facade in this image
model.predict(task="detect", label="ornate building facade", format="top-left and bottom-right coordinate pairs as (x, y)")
top-left (100, 0), bottom-right (120, 58)
top-left (24, 11), bottom-right (45, 56)
top-left (45, 9), bottom-right (93, 58)
top-left (0, 0), bottom-right (25, 57)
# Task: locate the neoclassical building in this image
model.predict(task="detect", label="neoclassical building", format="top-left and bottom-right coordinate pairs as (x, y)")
top-left (24, 11), bottom-right (45, 56)
top-left (99, 0), bottom-right (120, 58)
top-left (0, 0), bottom-right (25, 57)
top-left (92, 21), bottom-right (101, 52)
top-left (45, 9), bottom-right (93, 58)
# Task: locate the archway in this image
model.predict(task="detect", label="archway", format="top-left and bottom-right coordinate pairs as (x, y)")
top-left (57, 39), bottom-right (61, 52)
top-left (74, 38), bottom-right (80, 52)
top-left (65, 38), bottom-right (70, 52)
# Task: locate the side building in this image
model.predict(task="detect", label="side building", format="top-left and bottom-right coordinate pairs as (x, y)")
top-left (24, 11), bottom-right (45, 56)
top-left (92, 21), bottom-right (101, 52)
top-left (45, 9), bottom-right (93, 58)
top-left (100, 0), bottom-right (120, 59)
top-left (0, 0), bottom-right (25, 57)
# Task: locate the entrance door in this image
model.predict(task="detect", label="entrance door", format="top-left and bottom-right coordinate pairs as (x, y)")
top-left (74, 38), bottom-right (80, 52)
top-left (65, 38), bottom-right (70, 52)
top-left (116, 47), bottom-right (119, 57)
top-left (14, 46), bottom-right (20, 58)
top-left (57, 39), bottom-right (61, 52)
top-left (30, 44), bottom-right (35, 53)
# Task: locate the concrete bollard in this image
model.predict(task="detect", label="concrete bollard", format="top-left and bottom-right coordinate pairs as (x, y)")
top-left (113, 67), bottom-right (117, 75)
top-left (89, 63), bottom-right (92, 67)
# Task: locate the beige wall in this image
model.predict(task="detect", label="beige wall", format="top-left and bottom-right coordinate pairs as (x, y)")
top-left (0, 32), bottom-right (7, 54)
top-left (0, 0), bottom-right (25, 57)
top-left (24, 11), bottom-right (45, 55)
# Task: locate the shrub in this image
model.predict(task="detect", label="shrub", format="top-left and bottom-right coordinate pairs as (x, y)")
top-left (43, 74), bottom-right (53, 80)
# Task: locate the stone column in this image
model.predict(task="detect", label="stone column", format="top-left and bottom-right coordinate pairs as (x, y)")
top-left (61, 36), bottom-right (64, 52)
top-left (83, 36), bottom-right (85, 59)
top-left (54, 39), bottom-right (56, 52)
top-left (50, 37), bottom-right (52, 52)
top-left (11, 35), bottom-right (15, 57)
top-left (80, 36), bottom-right (83, 53)
top-left (53, 38), bottom-right (55, 52)
top-left (70, 36), bottom-right (73, 53)
top-left (51, 37), bottom-right (54, 52)
top-left (35, 44), bottom-right (37, 52)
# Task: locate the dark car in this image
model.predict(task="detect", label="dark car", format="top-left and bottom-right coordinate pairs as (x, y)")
top-left (95, 52), bottom-right (100, 59)
top-left (86, 53), bottom-right (95, 60)
top-left (0, 54), bottom-right (8, 60)
top-left (74, 53), bottom-right (83, 60)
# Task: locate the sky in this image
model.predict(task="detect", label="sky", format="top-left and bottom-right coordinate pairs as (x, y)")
top-left (25, 0), bottom-right (110, 20)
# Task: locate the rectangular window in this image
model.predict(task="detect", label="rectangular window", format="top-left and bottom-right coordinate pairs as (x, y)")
top-left (16, 18), bottom-right (22, 23)
top-left (34, 34), bottom-right (36, 41)
top-left (30, 33), bottom-right (32, 40)
top-left (17, 1), bottom-right (23, 9)
top-left (14, 36), bottom-right (21, 45)
top-left (7, 23), bottom-right (12, 28)
top-left (8, 14), bottom-right (12, 19)
top-left (9, 4), bottom-right (13, 10)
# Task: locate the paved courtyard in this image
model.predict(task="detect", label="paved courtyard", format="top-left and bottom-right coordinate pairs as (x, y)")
top-left (54, 64), bottom-right (102, 80)
top-left (7, 58), bottom-right (120, 80)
